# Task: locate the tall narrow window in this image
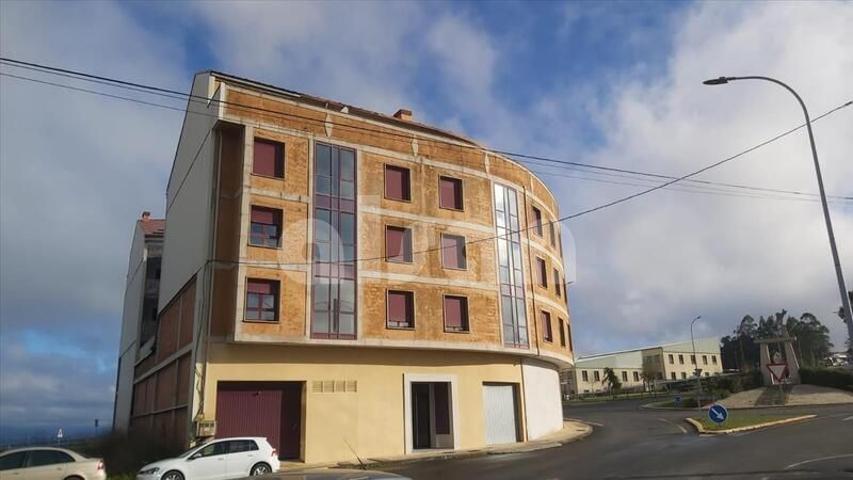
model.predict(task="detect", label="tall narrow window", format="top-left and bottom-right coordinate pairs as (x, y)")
top-left (566, 322), bottom-right (573, 350)
top-left (549, 222), bottom-right (556, 246)
top-left (622, 371), bottom-right (628, 382)
top-left (531, 206), bottom-right (543, 236)
top-left (253, 138), bottom-right (284, 178)
top-left (536, 257), bottom-right (547, 287)
top-left (541, 310), bottom-right (552, 342)
top-left (594, 371), bottom-right (600, 382)
top-left (249, 206), bottom-right (282, 248)
top-left (438, 176), bottom-right (463, 210)
top-left (702, 355), bottom-right (708, 365)
top-left (384, 164), bottom-right (411, 201)
top-left (444, 295), bottom-right (469, 332)
top-left (495, 184), bottom-right (528, 348)
top-left (633, 371), bottom-right (640, 382)
top-left (559, 318), bottom-right (566, 346)
top-left (385, 226), bottom-right (412, 263)
top-left (582, 370), bottom-right (588, 382)
top-left (312, 143), bottom-right (356, 339)
top-left (245, 279), bottom-right (278, 322)
top-left (553, 269), bottom-right (561, 297)
top-left (441, 234), bottom-right (467, 269)
top-left (387, 290), bottom-right (414, 329)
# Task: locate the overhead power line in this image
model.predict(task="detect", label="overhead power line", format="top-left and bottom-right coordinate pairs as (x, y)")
top-left (1, 59), bottom-right (851, 269)
top-left (1, 57), bottom-right (849, 201)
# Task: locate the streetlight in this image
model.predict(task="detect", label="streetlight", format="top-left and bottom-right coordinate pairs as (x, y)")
top-left (690, 315), bottom-right (703, 410)
top-left (703, 76), bottom-right (853, 353)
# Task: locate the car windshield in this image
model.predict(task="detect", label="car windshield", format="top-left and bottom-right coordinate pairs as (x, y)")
top-left (177, 443), bottom-right (205, 458)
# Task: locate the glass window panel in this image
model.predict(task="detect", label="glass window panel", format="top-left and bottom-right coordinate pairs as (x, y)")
top-left (314, 243), bottom-right (330, 262)
top-left (246, 308), bottom-right (259, 321)
top-left (499, 266), bottom-right (510, 283)
top-left (247, 294), bottom-right (259, 308)
top-left (316, 144), bottom-right (331, 176)
top-left (340, 181), bottom-right (354, 199)
top-left (262, 295), bottom-right (275, 308)
top-left (313, 282), bottom-right (329, 311)
top-left (339, 313), bottom-right (355, 334)
top-left (341, 245), bottom-right (355, 262)
top-left (261, 310), bottom-right (276, 321)
top-left (339, 280), bottom-right (354, 312)
top-left (339, 149), bottom-right (354, 180)
top-left (316, 176), bottom-right (331, 195)
top-left (313, 311), bottom-right (329, 333)
top-left (339, 213), bottom-right (354, 244)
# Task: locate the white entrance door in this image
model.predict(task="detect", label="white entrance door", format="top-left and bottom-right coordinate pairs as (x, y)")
top-left (482, 384), bottom-right (518, 445)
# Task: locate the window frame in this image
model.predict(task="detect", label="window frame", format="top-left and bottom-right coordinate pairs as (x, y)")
top-left (668, 354), bottom-right (674, 364)
top-left (383, 164), bottom-right (412, 202)
top-left (553, 269), bottom-right (561, 297)
top-left (678, 354), bottom-right (684, 364)
top-left (593, 371), bottom-right (601, 382)
top-left (558, 318), bottom-right (566, 346)
top-left (442, 294), bottom-right (470, 333)
top-left (541, 310), bottom-right (553, 342)
top-left (384, 225), bottom-right (413, 263)
top-left (535, 257), bottom-right (548, 288)
top-left (621, 371), bottom-right (628, 382)
top-left (248, 205), bottom-right (283, 249)
top-left (712, 355), bottom-right (718, 365)
top-left (581, 370), bottom-right (588, 382)
top-left (440, 233), bottom-right (468, 270)
top-left (531, 206), bottom-right (543, 236)
top-left (633, 371), bottom-right (640, 382)
top-left (438, 175), bottom-right (464, 211)
top-left (252, 137), bottom-right (285, 179)
top-left (244, 278), bottom-right (280, 323)
top-left (386, 289), bottom-right (415, 330)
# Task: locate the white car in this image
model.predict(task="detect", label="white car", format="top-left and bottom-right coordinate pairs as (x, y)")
top-left (0, 446), bottom-right (106, 480)
top-left (137, 437), bottom-right (279, 480)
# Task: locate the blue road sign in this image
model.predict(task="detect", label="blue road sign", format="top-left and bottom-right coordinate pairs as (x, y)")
top-left (708, 403), bottom-right (728, 424)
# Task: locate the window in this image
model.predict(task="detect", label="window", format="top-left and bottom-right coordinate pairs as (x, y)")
top-left (549, 222), bottom-right (556, 246)
top-left (227, 440), bottom-right (259, 453)
top-left (494, 184), bottom-right (528, 348)
top-left (245, 279), bottom-right (278, 322)
top-left (668, 354), bottom-right (674, 364)
top-left (384, 164), bottom-right (411, 201)
top-left (0, 452), bottom-right (26, 471)
top-left (566, 323), bottom-right (573, 350)
top-left (593, 371), bottom-right (600, 382)
top-left (536, 257), bottom-right (547, 287)
top-left (253, 138), bottom-right (284, 178)
top-left (690, 355), bottom-right (696, 364)
top-left (441, 234), bottom-right (467, 269)
top-left (553, 269), bottom-right (561, 297)
top-left (385, 226), bottom-right (412, 263)
top-left (678, 354), bottom-right (684, 364)
top-left (197, 441), bottom-right (228, 458)
top-left (26, 450), bottom-right (74, 467)
top-left (531, 206), bottom-right (543, 236)
top-left (633, 371), bottom-right (640, 382)
top-left (670, 372), bottom-right (676, 380)
top-left (559, 319), bottom-right (566, 346)
top-left (387, 290), bottom-right (414, 329)
top-left (312, 143), bottom-right (356, 339)
top-left (443, 295), bottom-right (469, 332)
top-left (581, 370), bottom-right (588, 382)
top-left (702, 355), bottom-right (708, 365)
top-left (249, 206), bottom-right (282, 248)
top-left (681, 372), bottom-right (687, 379)
top-left (621, 371), bottom-right (628, 382)
top-left (438, 176), bottom-right (463, 210)
top-left (541, 311), bottom-right (552, 342)
top-left (712, 355), bottom-right (717, 365)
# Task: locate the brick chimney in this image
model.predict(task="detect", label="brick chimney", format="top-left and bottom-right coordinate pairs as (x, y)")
top-left (141, 211), bottom-right (151, 221)
top-left (393, 108), bottom-right (413, 122)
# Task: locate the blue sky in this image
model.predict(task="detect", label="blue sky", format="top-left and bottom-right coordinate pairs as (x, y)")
top-left (1, 1), bottom-right (851, 441)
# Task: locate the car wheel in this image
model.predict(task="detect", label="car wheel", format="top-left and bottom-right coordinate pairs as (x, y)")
top-left (250, 462), bottom-right (272, 476)
top-left (162, 470), bottom-right (185, 480)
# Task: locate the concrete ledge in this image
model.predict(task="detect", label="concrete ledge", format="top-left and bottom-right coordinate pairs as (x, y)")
top-left (281, 420), bottom-right (593, 472)
top-left (684, 414), bottom-right (816, 434)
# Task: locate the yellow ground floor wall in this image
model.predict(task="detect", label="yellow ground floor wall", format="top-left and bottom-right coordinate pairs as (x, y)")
top-left (202, 342), bottom-right (562, 464)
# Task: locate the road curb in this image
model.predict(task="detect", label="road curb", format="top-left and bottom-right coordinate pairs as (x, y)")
top-left (684, 414), bottom-right (816, 434)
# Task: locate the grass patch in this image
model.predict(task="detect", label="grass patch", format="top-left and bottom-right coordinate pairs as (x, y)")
top-left (690, 413), bottom-right (802, 431)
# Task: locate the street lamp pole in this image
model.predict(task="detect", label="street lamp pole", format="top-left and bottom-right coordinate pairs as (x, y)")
top-left (703, 76), bottom-right (853, 353)
top-left (690, 315), bottom-right (703, 410)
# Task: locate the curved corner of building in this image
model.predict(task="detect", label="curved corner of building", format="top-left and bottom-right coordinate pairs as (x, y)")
top-left (521, 358), bottom-right (565, 440)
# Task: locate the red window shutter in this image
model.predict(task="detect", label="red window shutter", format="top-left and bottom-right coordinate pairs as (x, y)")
top-left (387, 291), bottom-right (412, 326)
top-left (442, 235), bottom-right (465, 269)
top-left (537, 258), bottom-right (547, 286)
top-left (386, 227), bottom-right (403, 259)
top-left (444, 296), bottom-right (466, 329)
top-left (439, 177), bottom-right (461, 210)
top-left (254, 140), bottom-right (282, 177)
top-left (385, 165), bottom-right (409, 200)
top-left (247, 280), bottom-right (273, 294)
top-left (251, 207), bottom-right (277, 225)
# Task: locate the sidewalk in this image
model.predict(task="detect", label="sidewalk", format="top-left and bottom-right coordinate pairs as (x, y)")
top-left (281, 420), bottom-right (592, 472)
top-left (719, 384), bottom-right (853, 409)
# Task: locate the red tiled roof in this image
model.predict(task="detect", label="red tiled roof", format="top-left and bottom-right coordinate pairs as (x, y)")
top-left (140, 218), bottom-right (165, 237)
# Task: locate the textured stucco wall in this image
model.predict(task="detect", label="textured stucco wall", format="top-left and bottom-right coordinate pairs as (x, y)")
top-left (520, 358), bottom-right (564, 439)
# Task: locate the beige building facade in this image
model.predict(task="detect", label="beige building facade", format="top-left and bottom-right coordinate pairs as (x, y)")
top-left (116, 71), bottom-right (575, 464)
top-left (564, 338), bottom-right (722, 395)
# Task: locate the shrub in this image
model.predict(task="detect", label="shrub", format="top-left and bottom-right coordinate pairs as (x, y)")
top-left (800, 368), bottom-right (853, 391)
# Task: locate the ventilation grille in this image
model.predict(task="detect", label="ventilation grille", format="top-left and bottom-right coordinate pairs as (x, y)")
top-left (311, 380), bottom-right (357, 393)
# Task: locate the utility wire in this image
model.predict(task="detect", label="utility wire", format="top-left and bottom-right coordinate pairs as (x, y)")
top-left (2, 64), bottom-right (852, 268)
top-left (2, 57), bottom-right (849, 201)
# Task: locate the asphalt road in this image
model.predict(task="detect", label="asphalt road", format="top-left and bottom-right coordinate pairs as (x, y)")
top-left (384, 398), bottom-right (853, 479)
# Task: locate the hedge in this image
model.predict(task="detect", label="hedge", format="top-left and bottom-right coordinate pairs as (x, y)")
top-left (799, 367), bottom-right (853, 391)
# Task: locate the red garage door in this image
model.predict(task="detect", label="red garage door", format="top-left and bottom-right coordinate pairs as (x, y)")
top-left (216, 382), bottom-right (302, 459)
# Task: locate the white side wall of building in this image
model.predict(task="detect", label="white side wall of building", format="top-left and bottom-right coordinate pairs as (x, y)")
top-left (114, 223), bottom-right (146, 432)
top-left (521, 359), bottom-right (563, 439)
top-left (159, 72), bottom-right (220, 309)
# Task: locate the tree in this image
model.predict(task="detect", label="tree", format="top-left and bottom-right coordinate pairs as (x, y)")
top-left (640, 362), bottom-right (657, 392)
top-left (787, 313), bottom-right (833, 367)
top-left (602, 367), bottom-right (622, 398)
